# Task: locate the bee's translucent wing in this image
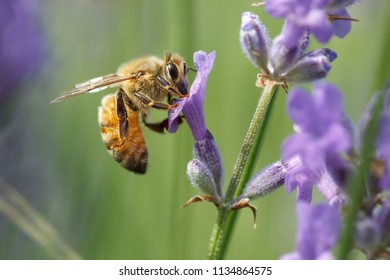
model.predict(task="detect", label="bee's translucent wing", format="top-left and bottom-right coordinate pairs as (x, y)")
top-left (51, 73), bottom-right (138, 103)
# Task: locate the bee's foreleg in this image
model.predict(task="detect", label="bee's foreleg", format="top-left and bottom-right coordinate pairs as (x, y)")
top-left (133, 92), bottom-right (174, 110)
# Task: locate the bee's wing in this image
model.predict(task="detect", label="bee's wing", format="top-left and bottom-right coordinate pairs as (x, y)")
top-left (51, 73), bottom-right (138, 103)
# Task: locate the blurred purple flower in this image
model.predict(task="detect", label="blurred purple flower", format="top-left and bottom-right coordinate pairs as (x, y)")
top-left (374, 197), bottom-right (390, 247)
top-left (285, 166), bottom-right (314, 203)
top-left (264, 0), bottom-right (357, 45)
top-left (282, 83), bottom-right (351, 175)
top-left (282, 83), bottom-right (351, 205)
top-left (354, 215), bottom-right (381, 255)
top-left (329, 8), bottom-right (352, 38)
top-left (0, 0), bottom-right (46, 103)
top-left (281, 202), bottom-right (341, 260)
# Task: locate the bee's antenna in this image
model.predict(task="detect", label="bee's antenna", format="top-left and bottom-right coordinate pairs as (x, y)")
top-left (187, 67), bottom-right (197, 74)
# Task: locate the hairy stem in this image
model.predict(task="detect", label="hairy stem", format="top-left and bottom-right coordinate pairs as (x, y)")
top-left (207, 83), bottom-right (278, 259)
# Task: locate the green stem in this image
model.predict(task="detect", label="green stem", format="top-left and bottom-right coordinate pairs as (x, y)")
top-left (207, 83), bottom-right (278, 259)
top-left (337, 84), bottom-right (387, 259)
top-left (338, 9), bottom-right (390, 259)
top-left (0, 176), bottom-right (82, 259)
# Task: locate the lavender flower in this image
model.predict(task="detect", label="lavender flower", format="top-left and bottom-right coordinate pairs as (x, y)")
top-left (284, 166), bottom-right (314, 203)
top-left (240, 12), bottom-right (336, 88)
top-left (329, 7), bottom-right (352, 38)
top-left (354, 215), bottom-right (381, 255)
top-left (264, 0), bottom-right (357, 45)
top-left (0, 0), bottom-right (46, 103)
top-left (282, 83), bottom-right (351, 205)
top-left (168, 51), bottom-right (215, 140)
top-left (281, 202), bottom-right (341, 260)
top-left (282, 83), bottom-right (351, 175)
top-left (169, 51), bottom-right (223, 198)
top-left (374, 197), bottom-right (390, 248)
top-left (353, 197), bottom-right (390, 258)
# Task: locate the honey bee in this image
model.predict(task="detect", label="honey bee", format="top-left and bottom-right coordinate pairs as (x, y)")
top-left (52, 53), bottom-right (189, 174)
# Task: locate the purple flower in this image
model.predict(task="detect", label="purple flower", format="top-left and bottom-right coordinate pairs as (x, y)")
top-left (264, 0), bottom-right (357, 45)
top-left (169, 51), bottom-right (223, 198)
top-left (282, 83), bottom-right (351, 174)
top-left (285, 166), bottom-right (314, 203)
top-left (354, 215), bottom-right (381, 255)
top-left (240, 12), bottom-right (336, 87)
top-left (281, 202), bottom-right (341, 260)
top-left (282, 83), bottom-right (351, 205)
top-left (374, 197), bottom-right (390, 247)
top-left (0, 0), bottom-right (47, 103)
top-left (329, 8), bottom-right (352, 38)
top-left (168, 51), bottom-right (215, 141)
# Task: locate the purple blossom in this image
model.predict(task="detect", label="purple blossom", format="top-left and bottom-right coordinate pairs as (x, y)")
top-left (281, 83), bottom-right (351, 205)
top-left (330, 8), bottom-right (352, 38)
top-left (374, 197), bottom-right (390, 247)
top-left (284, 166), bottom-right (314, 203)
top-left (0, 0), bottom-right (47, 103)
top-left (354, 215), bottom-right (381, 255)
top-left (240, 12), bottom-right (336, 87)
top-left (281, 202), bottom-right (341, 260)
top-left (169, 51), bottom-right (223, 198)
top-left (168, 51), bottom-right (216, 141)
top-left (264, 0), bottom-right (356, 45)
top-left (282, 83), bottom-right (351, 175)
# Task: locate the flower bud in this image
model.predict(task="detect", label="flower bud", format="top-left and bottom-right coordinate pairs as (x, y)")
top-left (375, 197), bottom-right (390, 246)
top-left (303, 48), bottom-right (338, 62)
top-left (187, 159), bottom-right (217, 196)
top-left (241, 158), bottom-right (300, 199)
top-left (240, 12), bottom-right (270, 72)
top-left (284, 55), bottom-right (332, 83)
top-left (269, 30), bottom-right (309, 76)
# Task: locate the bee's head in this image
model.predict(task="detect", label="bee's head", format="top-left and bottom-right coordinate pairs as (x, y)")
top-left (164, 53), bottom-right (189, 97)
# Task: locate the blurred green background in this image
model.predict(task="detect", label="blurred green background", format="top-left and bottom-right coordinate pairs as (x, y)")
top-left (0, 0), bottom-right (389, 259)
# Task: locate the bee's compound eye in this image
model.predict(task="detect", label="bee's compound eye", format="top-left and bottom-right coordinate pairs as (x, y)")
top-left (166, 62), bottom-right (179, 81)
